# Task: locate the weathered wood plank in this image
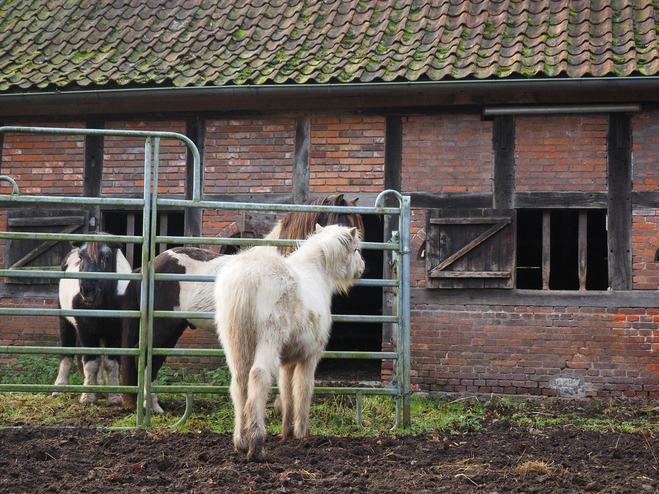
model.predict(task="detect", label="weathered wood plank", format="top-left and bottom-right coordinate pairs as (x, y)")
top-left (542, 211), bottom-right (550, 290)
top-left (607, 113), bottom-right (632, 290)
top-left (185, 119), bottom-right (204, 240)
top-left (514, 191), bottom-right (608, 209)
top-left (293, 117), bottom-right (310, 204)
top-left (493, 115), bottom-right (515, 210)
top-left (410, 287), bottom-right (659, 308)
top-left (84, 121), bottom-right (104, 232)
top-left (578, 211), bottom-right (587, 291)
top-left (411, 192), bottom-right (492, 209)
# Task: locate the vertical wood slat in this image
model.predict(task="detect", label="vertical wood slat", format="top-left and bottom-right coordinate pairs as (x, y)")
top-left (84, 121), bottom-right (104, 233)
top-left (607, 113), bottom-right (633, 290)
top-left (126, 213), bottom-right (136, 267)
top-left (159, 213), bottom-right (168, 255)
top-left (293, 117), bottom-right (310, 204)
top-left (383, 116), bottom-right (403, 345)
top-left (493, 116), bottom-right (515, 210)
top-left (578, 211), bottom-right (587, 291)
top-left (542, 211), bottom-right (551, 290)
top-left (184, 120), bottom-right (204, 241)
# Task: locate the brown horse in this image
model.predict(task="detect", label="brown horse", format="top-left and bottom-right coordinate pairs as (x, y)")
top-left (121, 194), bottom-right (364, 412)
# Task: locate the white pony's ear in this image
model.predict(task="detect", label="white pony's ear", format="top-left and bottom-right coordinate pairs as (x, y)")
top-left (349, 227), bottom-right (358, 239)
top-left (315, 223), bottom-right (324, 233)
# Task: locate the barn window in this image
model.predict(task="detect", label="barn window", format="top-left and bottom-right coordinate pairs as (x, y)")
top-left (102, 210), bottom-right (185, 269)
top-left (516, 209), bottom-right (608, 290)
top-left (425, 209), bottom-right (516, 289)
top-left (425, 208), bottom-right (609, 291)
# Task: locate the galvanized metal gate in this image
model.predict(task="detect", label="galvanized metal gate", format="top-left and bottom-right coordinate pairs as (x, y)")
top-left (0, 126), bottom-right (411, 430)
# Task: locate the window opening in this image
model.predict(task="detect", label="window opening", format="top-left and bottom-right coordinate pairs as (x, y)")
top-left (102, 210), bottom-right (184, 269)
top-left (516, 209), bottom-right (608, 290)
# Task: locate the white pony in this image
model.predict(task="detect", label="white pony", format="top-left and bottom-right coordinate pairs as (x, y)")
top-left (214, 224), bottom-right (364, 462)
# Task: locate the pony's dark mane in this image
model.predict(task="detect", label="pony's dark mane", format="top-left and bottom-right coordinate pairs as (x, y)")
top-left (276, 195), bottom-right (365, 255)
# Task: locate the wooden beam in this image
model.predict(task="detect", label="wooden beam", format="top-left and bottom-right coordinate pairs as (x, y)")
top-left (383, 116), bottom-right (403, 345)
top-left (578, 211), bottom-right (587, 291)
top-left (410, 287), bottom-right (659, 308)
top-left (411, 191), bottom-right (492, 209)
top-left (293, 117), bottom-right (310, 204)
top-left (493, 116), bottom-right (515, 209)
top-left (184, 119), bottom-right (204, 239)
top-left (84, 121), bottom-right (104, 232)
top-left (542, 211), bottom-right (551, 290)
top-left (514, 191), bottom-right (608, 209)
top-left (607, 113), bottom-right (632, 290)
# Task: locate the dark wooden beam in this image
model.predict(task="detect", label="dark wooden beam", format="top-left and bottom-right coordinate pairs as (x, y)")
top-left (293, 117), bottom-right (310, 204)
top-left (185, 119), bottom-right (204, 239)
top-left (84, 121), bottom-right (104, 232)
top-left (607, 113), bottom-right (633, 290)
top-left (411, 287), bottom-right (659, 308)
top-left (514, 191), bottom-right (608, 209)
top-left (383, 116), bottom-right (403, 345)
top-left (492, 116), bottom-right (515, 209)
top-left (411, 191), bottom-right (492, 209)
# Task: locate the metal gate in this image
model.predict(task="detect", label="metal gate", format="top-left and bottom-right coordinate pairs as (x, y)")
top-left (0, 126), bottom-right (411, 429)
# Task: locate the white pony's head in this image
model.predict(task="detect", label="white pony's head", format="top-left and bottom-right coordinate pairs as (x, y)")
top-left (309, 223), bottom-right (365, 294)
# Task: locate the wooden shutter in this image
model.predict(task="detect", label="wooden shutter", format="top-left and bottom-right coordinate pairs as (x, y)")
top-left (425, 209), bottom-right (516, 289)
top-left (5, 208), bottom-right (87, 284)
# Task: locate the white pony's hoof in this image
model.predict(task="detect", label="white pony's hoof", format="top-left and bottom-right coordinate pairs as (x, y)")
top-left (51, 391), bottom-right (65, 398)
top-left (80, 393), bottom-right (98, 404)
top-left (106, 394), bottom-right (124, 407)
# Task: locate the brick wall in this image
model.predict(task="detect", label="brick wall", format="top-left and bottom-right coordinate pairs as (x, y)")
top-left (310, 116), bottom-right (385, 194)
top-left (515, 114), bottom-right (608, 192)
top-left (412, 304), bottom-right (659, 397)
top-left (0, 296), bottom-right (58, 365)
top-left (103, 120), bottom-right (187, 197)
top-left (632, 111), bottom-right (659, 289)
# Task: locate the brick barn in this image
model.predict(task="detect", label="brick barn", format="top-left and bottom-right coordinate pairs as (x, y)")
top-left (1, 0), bottom-right (659, 398)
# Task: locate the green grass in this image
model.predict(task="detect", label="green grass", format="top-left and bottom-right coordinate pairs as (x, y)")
top-left (2, 358), bottom-right (659, 436)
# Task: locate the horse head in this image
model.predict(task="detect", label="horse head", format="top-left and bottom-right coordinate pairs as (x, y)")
top-left (72, 236), bottom-right (125, 306)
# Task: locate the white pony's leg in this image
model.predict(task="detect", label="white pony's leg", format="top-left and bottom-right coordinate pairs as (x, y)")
top-left (51, 356), bottom-right (73, 397)
top-left (230, 374), bottom-right (249, 453)
top-left (80, 358), bottom-right (100, 404)
top-left (292, 355), bottom-right (319, 439)
top-left (149, 384), bottom-right (163, 414)
top-left (278, 363), bottom-right (296, 439)
top-left (103, 357), bottom-right (123, 407)
top-left (141, 369), bottom-right (164, 413)
top-left (245, 347), bottom-right (279, 462)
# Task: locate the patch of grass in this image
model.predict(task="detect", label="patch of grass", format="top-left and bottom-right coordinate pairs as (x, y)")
top-left (0, 355), bottom-right (83, 387)
top-left (2, 357), bottom-right (659, 437)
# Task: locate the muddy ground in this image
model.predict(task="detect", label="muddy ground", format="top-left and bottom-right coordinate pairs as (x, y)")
top-left (1, 400), bottom-right (658, 493)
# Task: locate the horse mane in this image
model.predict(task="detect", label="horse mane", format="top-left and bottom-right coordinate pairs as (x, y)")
top-left (274, 194), bottom-right (365, 255)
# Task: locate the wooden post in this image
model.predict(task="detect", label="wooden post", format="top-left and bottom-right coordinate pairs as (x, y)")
top-left (607, 113), bottom-right (632, 290)
top-left (578, 211), bottom-right (587, 290)
top-left (84, 121), bottom-right (104, 233)
top-left (493, 116), bottom-right (515, 210)
top-left (185, 120), bottom-right (204, 241)
top-left (542, 211), bottom-right (551, 290)
top-left (293, 117), bottom-right (310, 204)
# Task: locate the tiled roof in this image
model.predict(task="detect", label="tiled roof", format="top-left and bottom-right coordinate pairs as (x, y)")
top-left (1, 0), bottom-right (658, 92)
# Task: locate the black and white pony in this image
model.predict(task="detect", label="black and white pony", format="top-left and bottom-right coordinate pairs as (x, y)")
top-left (121, 194), bottom-right (365, 413)
top-left (215, 224), bottom-right (365, 462)
top-left (53, 236), bottom-right (132, 406)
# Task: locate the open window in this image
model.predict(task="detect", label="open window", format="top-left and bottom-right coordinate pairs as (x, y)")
top-left (102, 210), bottom-right (185, 269)
top-left (516, 209), bottom-right (608, 290)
